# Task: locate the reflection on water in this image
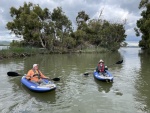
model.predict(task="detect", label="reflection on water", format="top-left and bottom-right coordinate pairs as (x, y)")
top-left (118, 47), bottom-right (150, 113)
top-left (94, 78), bottom-right (113, 93)
top-left (0, 47), bottom-right (150, 113)
top-left (134, 51), bottom-right (150, 112)
top-left (21, 84), bottom-right (56, 103)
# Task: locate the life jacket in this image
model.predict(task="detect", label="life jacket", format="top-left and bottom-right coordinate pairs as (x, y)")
top-left (98, 63), bottom-right (105, 72)
top-left (32, 69), bottom-right (41, 79)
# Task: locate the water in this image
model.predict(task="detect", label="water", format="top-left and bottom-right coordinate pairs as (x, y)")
top-left (0, 47), bottom-right (150, 113)
top-left (0, 46), bottom-right (9, 50)
top-left (125, 41), bottom-right (139, 47)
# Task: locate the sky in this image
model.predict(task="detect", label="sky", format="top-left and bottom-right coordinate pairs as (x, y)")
top-left (0, 0), bottom-right (142, 42)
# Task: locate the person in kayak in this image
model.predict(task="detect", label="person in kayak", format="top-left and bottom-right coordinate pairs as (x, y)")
top-left (96, 59), bottom-right (107, 76)
top-left (26, 64), bottom-right (49, 84)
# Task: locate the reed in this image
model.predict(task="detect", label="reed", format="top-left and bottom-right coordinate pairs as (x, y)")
top-left (0, 47), bottom-right (40, 59)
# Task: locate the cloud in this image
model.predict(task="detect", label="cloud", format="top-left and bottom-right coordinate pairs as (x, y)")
top-left (0, 0), bottom-right (142, 41)
top-left (96, 4), bottom-right (129, 21)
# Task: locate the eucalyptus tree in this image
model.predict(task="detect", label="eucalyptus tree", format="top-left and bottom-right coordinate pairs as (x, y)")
top-left (6, 2), bottom-right (54, 48)
top-left (86, 19), bottom-right (103, 46)
top-left (76, 10), bottom-right (90, 30)
top-left (87, 19), bottom-right (126, 51)
top-left (75, 10), bottom-right (126, 51)
top-left (51, 7), bottom-right (73, 49)
top-left (74, 11), bottom-right (90, 48)
top-left (72, 30), bottom-right (86, 49)
top-left (135, 0), bottom-right (150, 49)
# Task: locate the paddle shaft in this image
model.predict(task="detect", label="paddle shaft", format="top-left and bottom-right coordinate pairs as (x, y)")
top-left (7, 71), bottom-right (60, 81)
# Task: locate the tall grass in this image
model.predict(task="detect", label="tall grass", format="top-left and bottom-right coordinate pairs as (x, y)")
top-left (0, 46), bottom-right (110, 60)
top-left (9, 47), bottom-right (39, 54)
top-left (79, 47), bottom-right (109, 53)
top-left (0, 47), bottom-right (41, 59)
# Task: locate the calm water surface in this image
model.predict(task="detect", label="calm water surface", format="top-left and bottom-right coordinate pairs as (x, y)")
top-left (0, 47), bottom-right (150, 113)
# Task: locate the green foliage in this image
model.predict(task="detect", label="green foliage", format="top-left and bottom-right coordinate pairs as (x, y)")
top-left (51, 7), bottom-right (73, 45)
top-left (9, 47), bottom-right (39, 54)
top-left (9, 40), bottom-right (22, 47)
top-left (76, 11), bottom-right (90, 30)
top-left (6, 2), bottom-right (126, 52)
top-left (63, 36), bottom-right (76, 49)
top-left (135, 0), bottom-right (150, 49)
top-left (72, 30), bottom-right (86, 46)
top-left (82, 19), bottom-right (126, 51)
top-left (7, 2), bottom-right (54, 48)
top-left (0, 46), bottom-right (41, 59)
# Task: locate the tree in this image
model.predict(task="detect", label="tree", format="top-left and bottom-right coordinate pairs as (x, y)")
top-left (87, 19), bottom-right (126, 51)
top-left (74, 9), bottom-right (126, 51)
top-left (7, 2), bottom-right (54, 48)
top-left (51, 7), bottom-right (73, 47)
top-left (72, 30), bottom-right (86, 49)
top-left (6, 2), bottom-right (126, 52)
top-left (135, 0), bottom-right (150, 49)
top-left (76, 11), bottom-right (90, 30)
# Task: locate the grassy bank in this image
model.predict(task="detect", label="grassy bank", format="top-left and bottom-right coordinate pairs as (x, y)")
top-left (76, 47), bottom-right (109, 53)
top-left (0, 47), bottom-right (40, 59)
top-left (0, 46), bottom-right (110, 60)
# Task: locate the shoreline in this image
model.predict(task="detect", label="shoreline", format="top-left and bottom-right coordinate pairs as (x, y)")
top-left (0, 47), bottom-right (110, 60)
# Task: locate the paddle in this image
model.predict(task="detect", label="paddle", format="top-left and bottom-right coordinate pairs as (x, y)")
top-left (108, 60), bottom-right (123, 66)
top-left (7, 71), bottom-right (60, 81)
top-left (83, 60), bottom-right (123, 76)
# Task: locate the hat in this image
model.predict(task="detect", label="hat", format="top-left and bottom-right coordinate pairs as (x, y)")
top-left (99, 59), bottom-right (104, 62)
top-left (33, 64), bottom-right (38, 68)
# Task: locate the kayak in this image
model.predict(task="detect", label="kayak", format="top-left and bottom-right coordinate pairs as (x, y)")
top-left (93, 70), bottom-right (113, 82)
top-left (21, 76), bottom-right (56, 92)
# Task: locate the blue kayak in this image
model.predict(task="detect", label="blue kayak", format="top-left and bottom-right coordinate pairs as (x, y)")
top-left (21, 76), bottom-right (56, 92)
top-left (93, 70), bottom-right (113, 82)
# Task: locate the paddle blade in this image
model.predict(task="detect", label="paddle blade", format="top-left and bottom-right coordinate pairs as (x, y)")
top-left (52, 78), bottom-right (60, 81)
top-left (7, 72), bottom-right (21, 76)
top-left (84, 72), bottom-right (89, 76)
top-left (116, 60), bottom-right (123, 64)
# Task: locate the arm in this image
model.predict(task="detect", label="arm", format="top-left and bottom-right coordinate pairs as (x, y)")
top-left (26, 70), bottom-right (33, 80)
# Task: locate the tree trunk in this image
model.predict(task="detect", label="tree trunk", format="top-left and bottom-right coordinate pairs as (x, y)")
top-left (39, 35), bottom-right (46, 48)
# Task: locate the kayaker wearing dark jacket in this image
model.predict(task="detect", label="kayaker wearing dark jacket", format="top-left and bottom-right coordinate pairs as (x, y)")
top-left (26, 64), bottom-right (49, 84)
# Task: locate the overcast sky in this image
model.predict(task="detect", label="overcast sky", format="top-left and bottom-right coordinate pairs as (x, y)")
top-left (0, 0), bottom-right (142, 42)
